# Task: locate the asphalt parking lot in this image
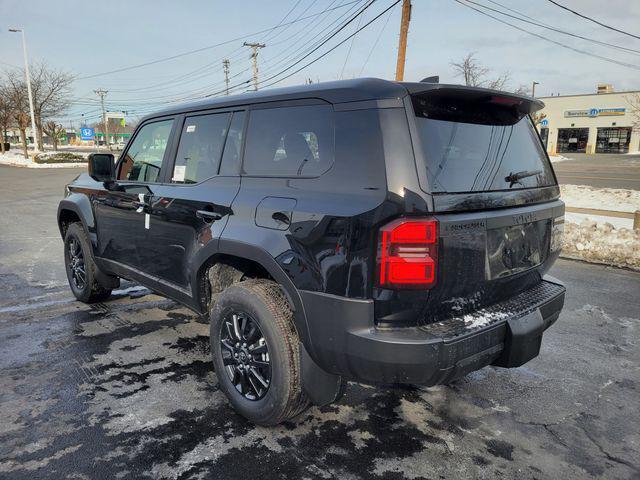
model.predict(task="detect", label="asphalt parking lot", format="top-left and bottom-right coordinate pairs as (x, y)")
top-left (1, 165), bottom-right (639, 479)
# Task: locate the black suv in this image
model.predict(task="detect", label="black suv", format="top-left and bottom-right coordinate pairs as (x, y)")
top-left (58, 78), bottom-right (565, 425)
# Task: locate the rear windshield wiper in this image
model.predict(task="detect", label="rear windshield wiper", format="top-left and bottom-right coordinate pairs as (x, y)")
top-left (505, 170), bottom-right (542, 188)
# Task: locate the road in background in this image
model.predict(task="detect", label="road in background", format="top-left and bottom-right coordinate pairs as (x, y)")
top-left (553, 153), bottom-right (640, 190)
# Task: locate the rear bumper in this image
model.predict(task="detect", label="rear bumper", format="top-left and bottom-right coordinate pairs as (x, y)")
top-left (300, 277), bottom-right (565, 385)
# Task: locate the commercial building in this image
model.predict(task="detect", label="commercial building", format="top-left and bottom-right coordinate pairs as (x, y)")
top-left (537, 84), bottom-right (639, 154)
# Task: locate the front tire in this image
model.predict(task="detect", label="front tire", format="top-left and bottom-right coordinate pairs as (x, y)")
top-left (63, 222), bottom-right (112, 303)
top-left (210, 279), bottom-right (309, 425)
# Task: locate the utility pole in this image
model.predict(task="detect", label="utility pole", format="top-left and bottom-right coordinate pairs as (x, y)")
top-left (394, 0), bottom-right (412, 81)
top-left (243, 42), bottom-right (266, 91)
top-left (532, 81), bottom-right (539, 98)
top-left (9, 28), bottom-right (39, 153)
top-left (222, 59), bottom-right (230, 95)
top-left (94, 89), bottom-right (110, 150)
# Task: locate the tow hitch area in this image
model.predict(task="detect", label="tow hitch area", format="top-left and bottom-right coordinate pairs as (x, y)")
top-left (492, 309), bottom-right (545, 368)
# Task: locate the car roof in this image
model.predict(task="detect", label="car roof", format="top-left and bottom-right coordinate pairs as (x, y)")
top-left (146, 78), bottom-right (408, 120)
top-left (143, 77), bottom-right (543, 121)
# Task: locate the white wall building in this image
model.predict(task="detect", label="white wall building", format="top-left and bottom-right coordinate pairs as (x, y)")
top-left (537, 84), bottom-right (639, 155)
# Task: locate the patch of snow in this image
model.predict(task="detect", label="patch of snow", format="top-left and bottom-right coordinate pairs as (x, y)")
top-left (0, 150), bottom-right (88, 168)
top-left (565, 212), bottom-right (631, 230)
top-left (560, 184), bottom-right (640, 213)
top-left (462, 309), bottom-right (509, 329)
top-left (549, 154), bottom-right (572, 163)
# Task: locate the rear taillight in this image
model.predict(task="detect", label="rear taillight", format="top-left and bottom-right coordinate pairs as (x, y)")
top-left (377, 218), bottom-right (438, 289)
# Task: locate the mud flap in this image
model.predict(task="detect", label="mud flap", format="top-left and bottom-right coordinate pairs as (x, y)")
top-left (301, 345), bottom-right (344, 406)
top-left (492, 309), bottom-right (544, 368)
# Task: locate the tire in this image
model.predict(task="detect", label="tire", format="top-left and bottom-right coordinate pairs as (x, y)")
top-left (210, 279), bottom-right (310, 425)
top-left (63, 222), bottom-right (113, 303)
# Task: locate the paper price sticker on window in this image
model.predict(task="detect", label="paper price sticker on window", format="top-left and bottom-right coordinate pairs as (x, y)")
top-left (173, 165), bottom-right (186, 182)
top-left (186, 125), bottom-right (196, 133)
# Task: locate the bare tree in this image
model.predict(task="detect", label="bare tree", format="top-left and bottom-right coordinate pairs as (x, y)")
top-left (4, 70), bottom-right (30, 158)
top-left (531, 112), bottom-right (547, 125)
top-left (513, 84), bottom-right (532, 96)
top-left (29, 62), bottom-right (74, 150)
top-left (42, 121), bottom-right (65, 151)
top-left (0, 81), bottom-right (14, 154)
top-left (450, 52), bottom-right (510, 90)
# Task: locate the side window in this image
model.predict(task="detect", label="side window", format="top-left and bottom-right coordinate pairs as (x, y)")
top-left (243, 105), bottom-right (334, 177)
top-left (118, 120), bottom-right (173, 182)
top-left (219, 111), bottom-right (245, 176)
top-left (172, 112), bottom-right (231, 184)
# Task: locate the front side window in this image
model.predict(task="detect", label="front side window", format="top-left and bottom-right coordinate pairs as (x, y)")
top-left (172, 112), bottom-right (231, 183)
top-left (243, 105), bottom-right (334, 177)
top-left (118, 120), bottom-right (173, 182)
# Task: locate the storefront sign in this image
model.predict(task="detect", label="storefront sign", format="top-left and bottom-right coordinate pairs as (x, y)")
top-left (564, 107), bottom-right (625, 118)
top-left (564, 109), bottom-right (590, 118)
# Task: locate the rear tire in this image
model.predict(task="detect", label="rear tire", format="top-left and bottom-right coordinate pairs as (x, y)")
top-left (210, 279), bottom-right (310, 425)
top-left (64, 222), bottom-right (113, 303)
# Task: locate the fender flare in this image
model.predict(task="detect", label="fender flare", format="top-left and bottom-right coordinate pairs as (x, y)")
top-left (57, 195), bottom-right (95, 241)
top-left (191, 238), bottom-right (313, 353)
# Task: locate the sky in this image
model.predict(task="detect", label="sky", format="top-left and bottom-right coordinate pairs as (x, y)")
top-left (1, 0), bottom-right (639, 127)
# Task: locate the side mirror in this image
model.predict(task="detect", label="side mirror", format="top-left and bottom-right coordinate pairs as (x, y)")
top-left (88, 153), bottom-right (115, 183)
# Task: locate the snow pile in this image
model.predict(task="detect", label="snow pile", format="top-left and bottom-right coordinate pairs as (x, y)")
top-left (562, 219), bottom-right (640, 270)
top-left (560, 184), bottom-right (640, 213)
top-left (0, 150), bottom-right (88, 168)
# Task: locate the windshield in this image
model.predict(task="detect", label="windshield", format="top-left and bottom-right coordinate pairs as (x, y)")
top-left (412, 95), bottom-right (556, 193)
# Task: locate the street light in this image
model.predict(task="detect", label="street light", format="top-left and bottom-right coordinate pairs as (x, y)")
top-left (532, 81), bottom-right (539, 98)
top-left (9, 28), bottom-right (40, 154)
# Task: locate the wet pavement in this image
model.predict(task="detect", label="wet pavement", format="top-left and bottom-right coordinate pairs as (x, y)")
top-left (1, 165), bottom-right (639, 479)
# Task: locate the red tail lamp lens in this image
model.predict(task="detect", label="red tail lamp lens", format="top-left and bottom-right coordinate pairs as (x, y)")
top-left (378, 218), bottom-right (438, 289)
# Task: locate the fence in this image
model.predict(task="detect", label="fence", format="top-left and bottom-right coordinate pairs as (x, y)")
top-left (565, 206), bottom-right (640, 230)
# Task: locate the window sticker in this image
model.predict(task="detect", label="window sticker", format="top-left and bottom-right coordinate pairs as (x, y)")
top-left (186, 125), bottom-right (196, 133)
top-left (173, 165), bottom-right (186, 182)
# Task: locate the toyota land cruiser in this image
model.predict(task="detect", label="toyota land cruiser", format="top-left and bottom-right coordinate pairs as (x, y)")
top-left (58, 78), bottom-right (565, 425)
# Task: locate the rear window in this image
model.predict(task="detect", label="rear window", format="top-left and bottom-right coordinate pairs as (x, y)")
top-left (242, 104), bottom-right (334, 177)
top-left (411, 95), bottom-right (555, 193)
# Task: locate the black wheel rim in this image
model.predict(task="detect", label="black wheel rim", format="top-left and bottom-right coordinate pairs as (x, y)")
top-left (220, 310), bottom-right (271, 401)
top-left (67, 237), bottom-right (86, 291)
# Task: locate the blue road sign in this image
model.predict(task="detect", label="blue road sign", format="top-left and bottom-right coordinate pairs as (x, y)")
top-left (80, 127), bottom-right (95, 141)
top-left (540, 119), bottom-right (549, 126)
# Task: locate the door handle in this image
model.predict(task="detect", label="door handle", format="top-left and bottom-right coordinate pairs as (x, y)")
top-left (132, 200), bottom-right (147, 213)
top-left (196, 210), bottom-right (223, 222)
top-left (272, 211), bottom-right (291, 226)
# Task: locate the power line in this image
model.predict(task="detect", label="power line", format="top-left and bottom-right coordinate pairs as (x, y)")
top-left (77, 0), bottom-right (362, 80)
top-left (460, 0), bottom-right (640, 56)
top-left (259, 0), bottom-right (403, 89)
top-left (545, 0), bottom-right (640, 41)
top-left (340, 6), bottom-right (366, 78)
top-left (76, 0), bottom-right (387, 116)
top-left (359, 4), bottom-right (396, 75)
top-left (79, 0), bottom-right (369, 107)
top-left (453, 0), bottom-right (640, 71)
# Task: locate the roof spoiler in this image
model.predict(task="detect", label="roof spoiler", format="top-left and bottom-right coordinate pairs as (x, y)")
top-left (405, 83), bottom-right (545, 114)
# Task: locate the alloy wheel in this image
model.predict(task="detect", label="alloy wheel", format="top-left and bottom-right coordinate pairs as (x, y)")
top-left (68, 237), bottom-right (86, 290)
top-left (220, 310), bottom-right (271, 401)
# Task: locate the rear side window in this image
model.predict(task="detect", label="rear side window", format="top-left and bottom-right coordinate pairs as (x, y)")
top-left (411, 95), bottom-right (555, 193)
top-left (172, 112), bottom-right (230, 183)
top-left (243, 105), bottom-right (334, 177)
top-left (118, 119), bottom-right (173, 182)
